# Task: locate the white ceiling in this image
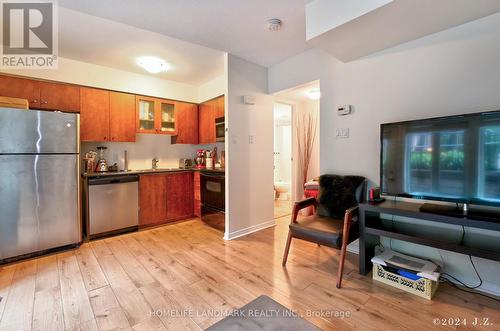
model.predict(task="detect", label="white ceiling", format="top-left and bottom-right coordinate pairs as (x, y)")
top-left (58, 8), bottom-right (225, 85)
top-left (307, 0), bottom-right (500, 62)
top-left (275, 81), bottom-right (320, 102)
top-left (58, 0), bottom-right (313, 68)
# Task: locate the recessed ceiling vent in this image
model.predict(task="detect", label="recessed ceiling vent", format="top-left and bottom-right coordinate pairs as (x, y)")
top-left (267, 18), bottom-right (282, 32)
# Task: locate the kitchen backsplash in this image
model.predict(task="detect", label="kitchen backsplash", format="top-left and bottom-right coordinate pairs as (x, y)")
top-left (82, 134), bottom-right (224, 171)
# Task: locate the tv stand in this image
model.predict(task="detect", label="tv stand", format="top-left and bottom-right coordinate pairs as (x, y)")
top-left (358, 200), bottom-right (500, 275)
top-left (420, 202), bottom-right (500, 222)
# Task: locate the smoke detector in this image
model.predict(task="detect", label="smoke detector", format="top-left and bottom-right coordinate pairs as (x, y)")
top-left (267, 18), bottom-right (282, 31)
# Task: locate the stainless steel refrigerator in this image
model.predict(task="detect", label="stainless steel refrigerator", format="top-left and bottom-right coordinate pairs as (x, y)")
top-left (0, 107), bottom-right (81, 262)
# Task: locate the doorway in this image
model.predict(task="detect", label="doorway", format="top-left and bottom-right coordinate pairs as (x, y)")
top-left (274, 103), bottom-right (293, 219)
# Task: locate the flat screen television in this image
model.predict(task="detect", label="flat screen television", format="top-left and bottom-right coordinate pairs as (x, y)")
top-left (380, 110), bottom-right (500, 208)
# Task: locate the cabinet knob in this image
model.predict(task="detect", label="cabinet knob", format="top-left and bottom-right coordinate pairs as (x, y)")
top-left (41, 100), bottom-right (48, 104)
top-left (31, 99), bottom-right (38, 103)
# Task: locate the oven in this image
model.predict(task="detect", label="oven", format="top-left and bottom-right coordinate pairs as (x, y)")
top-left (215, 117), bottom-right (225, 142)
top-left (200, 171), bottom-right (225, 231)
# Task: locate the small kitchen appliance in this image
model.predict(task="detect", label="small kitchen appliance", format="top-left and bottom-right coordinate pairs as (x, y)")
top-left (95, 146), bottom-right (109, 172)
top-left (179, 158), bottom-right (193, 169)
top-left (194, 149), bottom-right (205, 168)
top-left (205, 149), bottom-right (214, 169)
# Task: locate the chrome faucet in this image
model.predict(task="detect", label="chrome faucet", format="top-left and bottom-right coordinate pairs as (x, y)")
top-left (152, 157), bottom-right (159, 170)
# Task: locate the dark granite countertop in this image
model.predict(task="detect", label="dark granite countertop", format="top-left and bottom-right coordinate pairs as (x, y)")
top-left (82, 167), bottom-right (225, 178)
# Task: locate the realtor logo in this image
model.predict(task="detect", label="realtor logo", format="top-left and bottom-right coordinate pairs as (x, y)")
top-left (1, 0), bottom-right (58, 68)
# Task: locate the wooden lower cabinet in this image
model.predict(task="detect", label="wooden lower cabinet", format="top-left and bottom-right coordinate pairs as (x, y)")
top-left (166, 172), bottom-right (194, 220)
top-left (193, 172), bottom-right (201, 217)
top-left (139, 172), bottom-right (194, 227)
top-left (139, 174), bottom-right (168, 227)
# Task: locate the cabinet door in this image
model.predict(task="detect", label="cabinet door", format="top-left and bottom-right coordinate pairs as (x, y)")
top-left (80, 87), bottom-right (110, 142)
top-left (166, 172), bottom-right (194, 221)
top-left (136, 96), bottom-right (157, 133)
top-left (139, 174), bottom-right (168, 226)
top-left (198, 100), bottom-right (215, 144)
top-left (110, 92), bottom-right (136, 142)
top-left (158, 99), bottom-right (177, 135)
top-left (193, 171), bottom-right (201, 217)
top-left (215, 96), bottom-right (225, 118)
top-left (173, 102), bottom-right (198, 144)
top-left (0, 75), bottom-right (40, 108)
top-left (39, 81), bottom-right (80, 112)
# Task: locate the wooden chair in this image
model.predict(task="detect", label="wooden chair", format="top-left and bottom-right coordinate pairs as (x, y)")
top-left (282, 177), bottom-right (366, 289)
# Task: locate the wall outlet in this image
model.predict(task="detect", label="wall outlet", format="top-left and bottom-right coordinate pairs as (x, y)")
top-left (335, 128), bottom-right (350, 139)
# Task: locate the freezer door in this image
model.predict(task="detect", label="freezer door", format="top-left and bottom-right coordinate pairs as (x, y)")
top-left (0, 155), bottom-right (81, 260)
top-left (0, 107), bottom-right (79, 154)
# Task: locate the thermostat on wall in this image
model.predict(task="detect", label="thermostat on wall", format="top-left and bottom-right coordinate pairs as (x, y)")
top-left (337, 105), bottom-right (352, 116)
top-left (242, 95), bottom-right (255, 105)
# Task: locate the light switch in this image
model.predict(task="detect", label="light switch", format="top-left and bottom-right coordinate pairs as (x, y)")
top-left (335, 128), bottom-right (350, 139)
top-left (248, 135), bottom-right (254, 144)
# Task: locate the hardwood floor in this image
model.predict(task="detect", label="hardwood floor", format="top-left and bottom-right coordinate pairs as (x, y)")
top-left (274, 199), bottom-right (292, 219)
top-left (0, 216), bottom-right (499, 331)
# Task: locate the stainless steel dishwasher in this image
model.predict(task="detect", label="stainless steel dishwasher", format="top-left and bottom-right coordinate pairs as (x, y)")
top-left (88, 175), bottom-right (139, 239)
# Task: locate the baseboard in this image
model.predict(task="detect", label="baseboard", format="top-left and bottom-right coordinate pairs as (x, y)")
top-left (224, 220), bottom-right (276, 240)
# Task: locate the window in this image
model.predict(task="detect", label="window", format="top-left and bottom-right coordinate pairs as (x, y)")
top-left (406, 132), bottom-right (432, 194)
top-left (479, 126), bottom-right (500, 201)
top-left (438, 131), bottom-right (465, 196)
top-left (405, 130), bottom-right (465, 198)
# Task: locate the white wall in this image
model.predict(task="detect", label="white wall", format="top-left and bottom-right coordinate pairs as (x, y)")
top-left (198, 74), bottom-right (225, 103)
top-left (269, 13), bottom-right (500, 295)
top-left (1, 57), bottom-right (200, 102)
top-left (225, 54), bottom-right (274, 239)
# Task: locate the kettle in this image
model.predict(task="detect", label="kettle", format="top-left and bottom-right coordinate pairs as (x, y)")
top-left (95, 146), bottom-right (109, 172)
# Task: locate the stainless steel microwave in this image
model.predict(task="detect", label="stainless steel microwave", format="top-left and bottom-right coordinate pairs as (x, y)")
top-left (215, 117), bottom-right (225, 142)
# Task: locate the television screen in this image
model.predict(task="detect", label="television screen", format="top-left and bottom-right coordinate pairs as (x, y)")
top-left (380, 110), bottom-right (500, 206)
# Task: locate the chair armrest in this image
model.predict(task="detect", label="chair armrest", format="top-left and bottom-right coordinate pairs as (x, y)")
top-left (344, 205), bottom-right (359, 217)
top-left (291, 197), bottom-right (318, 223)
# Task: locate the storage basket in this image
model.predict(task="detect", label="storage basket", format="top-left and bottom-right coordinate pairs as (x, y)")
top-left (372, 263), bottom-right (438, 300)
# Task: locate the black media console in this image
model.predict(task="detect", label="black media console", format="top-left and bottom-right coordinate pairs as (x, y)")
top-left (358, 200), bottom-right (500, 275)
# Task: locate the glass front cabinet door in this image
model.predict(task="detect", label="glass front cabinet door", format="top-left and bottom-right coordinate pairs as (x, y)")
top-left (136, 96), bottom-right (177, 135)
top-left (159, 101), bottom-right (176, 134)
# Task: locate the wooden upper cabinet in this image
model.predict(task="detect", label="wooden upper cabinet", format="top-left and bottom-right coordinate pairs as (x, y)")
top-left (0, 75), bottom-right (40, 108)
top-left (139, 174), bottom-right (168, 227)
top-left (80, 87), bottom-right (110, 142)
top-left (39, 81), bottom-right (80, 112)
top-left (166, 172), bottom-right (194, 221)
top-left (136, 95), bottom-right (157, 134)
top-left (199, 95), bottom-right (224, 144)
top-left (110, 92), bottom-right (136, 142)
top-left (136, 96), bottom-right (177, 135)
top-left (172, 101), bottom-right (198, 144)
top-left (198, 100), bottom-right (215, 144)
top-left (215, 96), bottom-right (225, 118)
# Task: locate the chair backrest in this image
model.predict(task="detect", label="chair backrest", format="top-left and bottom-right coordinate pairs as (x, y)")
top-left (316, 175), bottom-right (366, 218)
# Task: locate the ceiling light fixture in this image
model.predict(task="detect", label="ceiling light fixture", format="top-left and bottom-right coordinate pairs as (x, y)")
top-left (306, 89), bottom-right (321, 100)
top-left (136, 56), bottom-right (170, 74)
top-left (267, 18), bottom-right (282, 32)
